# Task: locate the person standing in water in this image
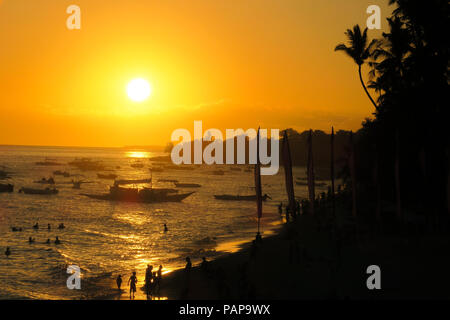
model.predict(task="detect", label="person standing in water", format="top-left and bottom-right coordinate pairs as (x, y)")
top-left (128, 272), bottom-right (138, 299)
top-left (5, 247), bottom-right (11, 258)
top-left (116, 275), bottom-right (122, 291)
top-left (164, 224), bottom-right (168, 232)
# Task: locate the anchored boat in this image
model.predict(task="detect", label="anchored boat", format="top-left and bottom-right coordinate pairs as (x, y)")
top-left (82, 185), bottom-right (193, 203)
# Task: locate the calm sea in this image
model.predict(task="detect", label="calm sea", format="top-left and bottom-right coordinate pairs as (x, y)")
top-left (0, 145), bottom-right (327, 299)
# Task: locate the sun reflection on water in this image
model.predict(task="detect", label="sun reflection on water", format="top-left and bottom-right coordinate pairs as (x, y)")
top-left (126, 151), bottom-right (151, 159)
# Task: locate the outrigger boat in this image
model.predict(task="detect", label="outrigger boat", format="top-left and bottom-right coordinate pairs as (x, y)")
top-left (174, 183), bottom-right (201, 188)
top-left (19, 187), bottom-right (58, 195)
top-left (214, 193), bottom-right (271, 201)
top-left (114, 178), bottom-right (152, 185)
top-left (158, 179), bottom-right (178, 183)
top-left (0, 183), bottom-right (13, 193)
top-left (82, 185), bottom-right (193, 203)
top-left (97, 173), bottom-right (118, 179)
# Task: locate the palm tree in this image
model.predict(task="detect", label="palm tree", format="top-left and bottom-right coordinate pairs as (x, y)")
top-left (335, 25), bottom-right (378, 110)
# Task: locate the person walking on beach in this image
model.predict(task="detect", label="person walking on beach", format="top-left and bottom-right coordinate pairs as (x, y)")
top-left (145, 265), bottom-right (153, 298)
top-left (156, 265), bottom-right (163, 294)
top-left (5, 247), bottom-right (11, 258)
top-left (182, 257), bottom-right (192, 298)
top-left (116, 275), bottom-right (122, 291)
top-left (128, 272), bottom-right (138, 299)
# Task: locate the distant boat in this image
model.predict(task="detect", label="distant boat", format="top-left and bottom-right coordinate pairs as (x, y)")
top-left (0, 183), bottom-right (13, 193)
top-left (19, 187), bottom-right (58, 195)
top-left (82, 185), bottom-right (193, 203)
top-left (214, 194), bottom-right (271, 201)
top-left (68, 158), bottom-right (104, 171)
top-left (211, 170), bottom-right (225, 176)
top-left (34, 177), bottom-right (55, 185)
top-left (35, 161), bottom-right (61, 166)
top-left (97, 173), bottom-right (118, 179)
top-left (174, 183), bottom-right (201, 188)
top-left (114, 178), bottom-right (152, 185)
top-left (54, 170), bottom-right (70, 177)
top-left (158, 179), bottom-right (178, 183)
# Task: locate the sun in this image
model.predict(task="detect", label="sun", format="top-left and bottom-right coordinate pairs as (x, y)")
top-left (127, 78), bottom-right (151, 102)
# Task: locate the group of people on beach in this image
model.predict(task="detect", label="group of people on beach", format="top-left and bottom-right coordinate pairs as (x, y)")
top-left (116, 265), bottom-right (163, 299)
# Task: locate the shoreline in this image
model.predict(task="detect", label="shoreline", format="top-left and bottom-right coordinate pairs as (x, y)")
top-left (104, 211), bottom-right (450, 300)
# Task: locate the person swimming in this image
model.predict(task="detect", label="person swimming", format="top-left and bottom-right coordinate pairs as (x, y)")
top-left (45, 239), bottom-right (50, 244)
top-left (33, 223), bottom-right (39, 230)
top-left (54, 236), bottom-right (61, 245)
top-left (58, 223), bottom-right (65, 229)
top-left (5, 247), bottom-right (11, 258)
top-left (164, 224), bottom-right (168, 232)
top-left (28, 237), bottom-right (35, 244)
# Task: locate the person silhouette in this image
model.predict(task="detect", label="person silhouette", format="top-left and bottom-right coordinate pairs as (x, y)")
top-left (45, 239), bottom-right (50, 244)
top-left (255, 232), bottom-right (262, 244)
top-left (47, 224), bottom-right (51, 230)
top-left (185, 257), bottom-right (192, 272)
top-left (5, 247), bottom-right (11, 258)
top-left (128, 272), bottom-right (138, 299)
top-left (182, 257), bottom-right (192, 298)
top-left (145, 265), bottom-right (153, 298)
top-left (116, 275), bottom-right (122, 291)
top-left (156, 265), bottom-right (163, 293)
top-left (164, 224), bottom-right (168, 232)
top-left (33, 223), bottom-right (39, 230)
top-left (278, 202), bottom-right (283, 215)
top-left (28, 237), bottom-right (35, 244)
top-left (55, 236), bottom-right (61, 245)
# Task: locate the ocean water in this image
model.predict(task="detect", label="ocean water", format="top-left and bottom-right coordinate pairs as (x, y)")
top-left (0, 145), bottom-right (329, 299)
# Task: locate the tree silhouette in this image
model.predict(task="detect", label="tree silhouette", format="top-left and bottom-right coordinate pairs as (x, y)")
top-left (335, 25), bottom-right (378, 110)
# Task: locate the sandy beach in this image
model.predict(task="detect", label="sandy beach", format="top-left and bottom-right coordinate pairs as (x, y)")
top-left (106, 207), bottom-right (450, 300)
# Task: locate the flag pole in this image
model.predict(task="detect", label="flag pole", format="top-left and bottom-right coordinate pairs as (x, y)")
top-left (331, 127), bottom-right (335, 220)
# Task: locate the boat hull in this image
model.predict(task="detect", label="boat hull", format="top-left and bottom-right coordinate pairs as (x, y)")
top-left (82, 191), bottom-right (194, 203)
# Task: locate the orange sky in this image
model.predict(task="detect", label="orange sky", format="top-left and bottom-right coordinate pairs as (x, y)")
top-left (0, 0), bottom-right (391, 147)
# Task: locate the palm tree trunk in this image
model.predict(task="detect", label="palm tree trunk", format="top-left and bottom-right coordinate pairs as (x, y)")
top-left (358, 65), bottom-right (378, 110)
